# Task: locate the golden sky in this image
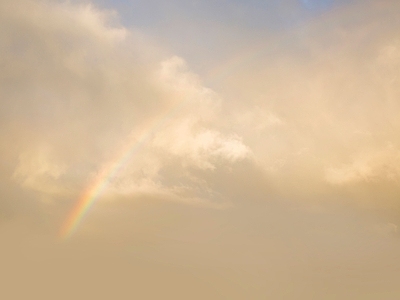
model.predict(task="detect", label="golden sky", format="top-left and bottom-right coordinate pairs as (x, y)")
top-left (1, 0), bottom-right (400, 299)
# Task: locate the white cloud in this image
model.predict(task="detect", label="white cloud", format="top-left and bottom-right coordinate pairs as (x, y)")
top-left (2, 0), bottom-right (400, 217)
top-left (0, 0), bottom-right (250, 208)
top-left (325, 145), bottom-right (400, 185)
top-left (13, 145), bottom-right (67, 195)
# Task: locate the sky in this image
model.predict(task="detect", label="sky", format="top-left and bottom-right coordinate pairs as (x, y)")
top-left (1, 0), bottom-right (400, 299)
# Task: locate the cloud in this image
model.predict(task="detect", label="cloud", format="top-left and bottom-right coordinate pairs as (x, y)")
top-left (210, 1), bottom-right (400, 210)
top-left (3, 2), bottom-right (400, 299)
top-left (13, 144), bottom-right (67, 195)
top-left (325, 144), bottom-right (400, 185)
top-left (0, 0), bottom-right (251, 214)
top-left (2, 0), bottom-right (400, 223)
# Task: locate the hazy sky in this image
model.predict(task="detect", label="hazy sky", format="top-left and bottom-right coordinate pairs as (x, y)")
top-left (1, 0), bottom-right (400, 299)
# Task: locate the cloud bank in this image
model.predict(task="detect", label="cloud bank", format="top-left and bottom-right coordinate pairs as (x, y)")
top-left (1, 0), bottom-right (400, 227)
top-left (0, 0), bottom-right (251, 216)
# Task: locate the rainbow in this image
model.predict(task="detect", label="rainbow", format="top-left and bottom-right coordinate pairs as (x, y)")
top-left (58, 50), bottom-right (260, 240)
top-left (58, 99), bottom-right (191, 240)
top-left (58, 135), bottom-right (145, 240)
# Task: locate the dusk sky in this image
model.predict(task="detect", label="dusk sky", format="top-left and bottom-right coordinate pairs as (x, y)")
top-left (1, 0), bottom-right (400, 299)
